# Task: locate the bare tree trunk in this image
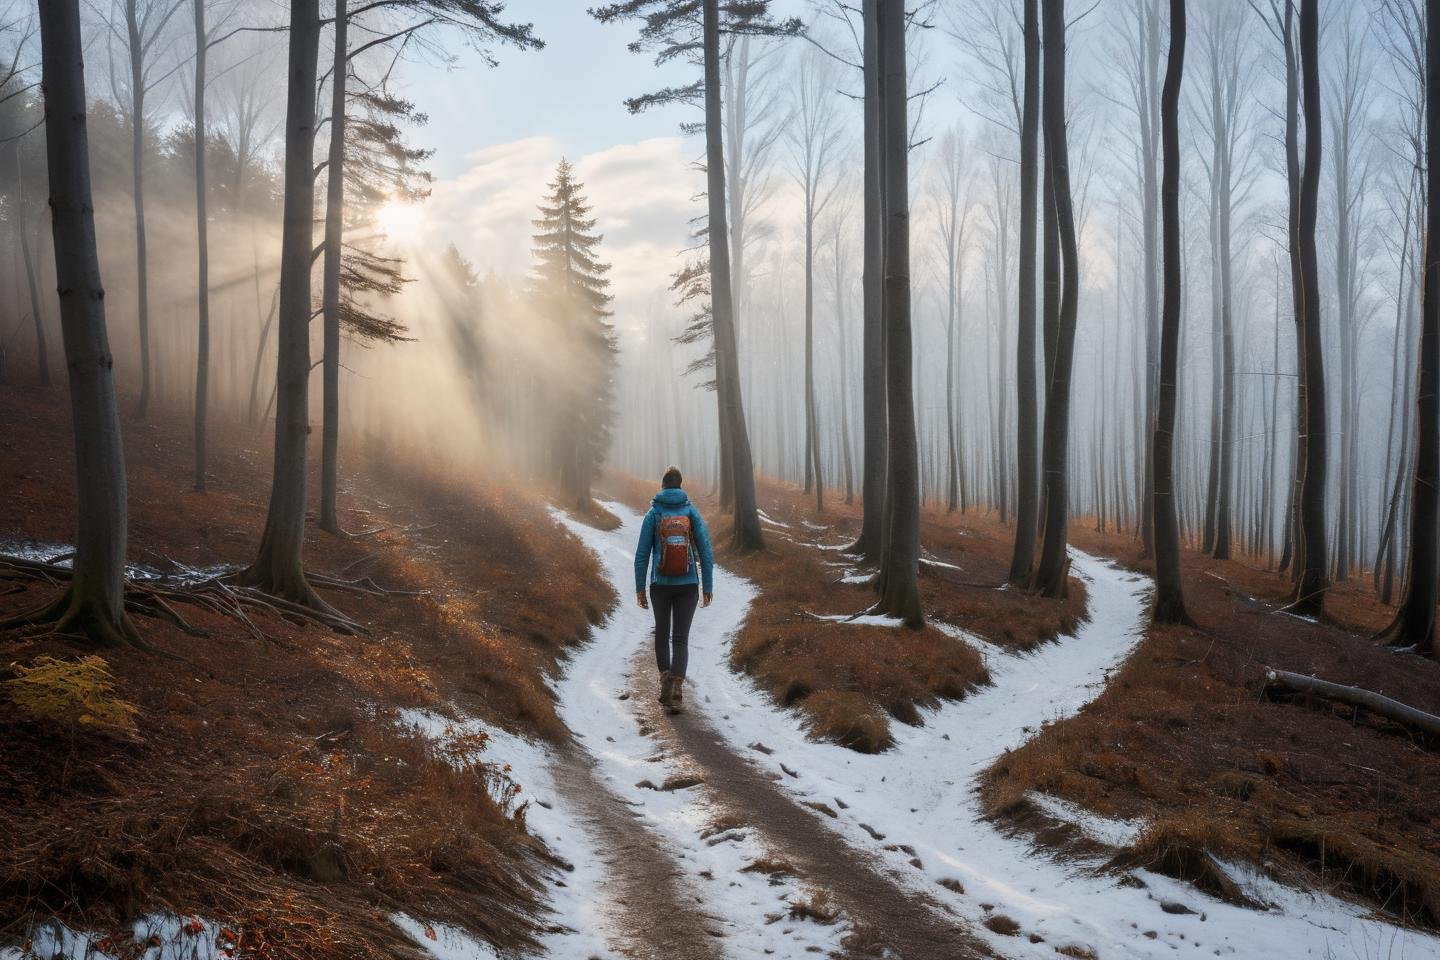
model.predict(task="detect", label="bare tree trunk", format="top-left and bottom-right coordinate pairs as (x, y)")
top-left (1377, 0), bottom-right (1438, 653)
top-left (852, 0), bottom-right (887, 560)
top-left (873, 0), bottom-right (921, 627)
top-left (1139, 0), bottom-right (1161, 558)
top-left (1377, 215), bottom-right (1416, 602)
top-left (804, 200), bottom-right (823, 512)
top-left (319, 0), bottom-right (347, 534)
top-left (192, 0), bottom-right (210, 491)
top-left (125, 0), bottom-right (153, 419)
top-left (16, 162), bottom-right (49, 388)
top-left (1032, 0), bottom-right (1080, 599)
top-left (833, 223), bottom-right (856, 504)
top-left (945, 246), bottom-right (959, 513)
top-left (1289, 0), bottom-right (1328, 617)
top-left (13, 0), bottom-right (141, 646)
top-left (240, 0), bottom-right (330, 606)
top-left (1009, 0), bottom-right (1038, 579)
top-left (703, 0), bottom-right (764, 552)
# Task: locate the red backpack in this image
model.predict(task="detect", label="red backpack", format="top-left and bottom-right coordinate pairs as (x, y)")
top-left (656, 514), bottom-right (695, 576)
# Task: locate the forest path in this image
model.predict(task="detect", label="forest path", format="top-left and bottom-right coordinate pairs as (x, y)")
top-left (554, 504), bottom-right (984, 960)
top-left (550, 503), bottom-right (1440, 960)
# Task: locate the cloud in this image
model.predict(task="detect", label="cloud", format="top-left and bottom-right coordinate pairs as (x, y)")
top-left (418, 135), bottom-right (703, 313)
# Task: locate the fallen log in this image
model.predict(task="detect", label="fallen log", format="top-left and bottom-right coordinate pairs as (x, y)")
top-left (1263, 667), bottom-right (1440, 739)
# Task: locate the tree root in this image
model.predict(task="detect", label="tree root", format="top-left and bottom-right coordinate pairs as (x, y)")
top-left (0, 552), bottom-right (401, 642)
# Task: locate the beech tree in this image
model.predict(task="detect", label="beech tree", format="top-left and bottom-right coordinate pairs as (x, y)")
top-left (590, 0), bottom-right (800, 552)
top-left (1287, 0), bottom-right (1327, 616)
top-left (238, 0), bottom-right (328, 607)
top-left (1011, 0), bottom-right (1040, 582)
top-left (1030, 0), bottom-right (1080, 599)
top-left (933, 125), bottom-right (974, 515)
top-left (6, 0), bottom-right (139, 645)
top-left (873, 0), bottom-right (922, 626)
top-left (1377, 0), bottom-right (1437, 654)
top-left (786, 46), bottom-right (843, 513)
top-left (1151, 0), bottom-right (1189, 624)
top-left (103, 0), bottom-right (187, 419)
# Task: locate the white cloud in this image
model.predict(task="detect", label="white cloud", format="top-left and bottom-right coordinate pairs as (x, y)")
top-left (417, 135), bottom-right (703, 312)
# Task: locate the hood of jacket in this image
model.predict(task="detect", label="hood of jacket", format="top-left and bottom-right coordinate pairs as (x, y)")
top-left (652, 488), bottom-right (691, 510)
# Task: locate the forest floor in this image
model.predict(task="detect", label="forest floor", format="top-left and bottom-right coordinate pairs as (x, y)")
top-left (0, 382), bottom-right (615, 959)
top-left (3, 379), bottom-right (1438, 960)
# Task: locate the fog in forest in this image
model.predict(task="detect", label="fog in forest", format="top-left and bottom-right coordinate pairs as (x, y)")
top-left (0, 0), bottom-right (1428, 582)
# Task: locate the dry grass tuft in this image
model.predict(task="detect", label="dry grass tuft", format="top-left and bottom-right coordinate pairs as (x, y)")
top-left (787, 891), bottom-right (841, 925)
top-left (982, 914), bottom-right (1022, 936)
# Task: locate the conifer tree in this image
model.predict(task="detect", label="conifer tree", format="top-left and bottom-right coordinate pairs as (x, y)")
top-left (529, 160), bottom-right (619, 509)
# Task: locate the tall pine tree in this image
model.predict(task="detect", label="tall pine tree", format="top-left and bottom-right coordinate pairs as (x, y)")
top-left (530, 160), bottom-right (618, 509)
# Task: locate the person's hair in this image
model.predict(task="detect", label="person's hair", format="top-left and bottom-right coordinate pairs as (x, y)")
top-left (661, 466), bottom-right (683, 489)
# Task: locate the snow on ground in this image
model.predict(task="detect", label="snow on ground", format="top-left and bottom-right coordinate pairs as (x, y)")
top-left (805, 611), bottom-right (907, 628)
top-left (756, 510), bottom-right (791, 529)
top-left (551, 505), bottom-right (855, 958)
top-left (584, 505), bottom-right (1440, 960)
top-left (0, 915), bottom-right (238, 960)
top-left (394, 706), bottom-right (612, 959)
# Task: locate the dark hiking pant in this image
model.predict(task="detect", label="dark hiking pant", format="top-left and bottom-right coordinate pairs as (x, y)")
top-left (650, 582), bottom-right (699, 679)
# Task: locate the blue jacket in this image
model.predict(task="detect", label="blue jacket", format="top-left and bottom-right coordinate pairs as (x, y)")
top-left (634, 488), bottom-right (714, 595)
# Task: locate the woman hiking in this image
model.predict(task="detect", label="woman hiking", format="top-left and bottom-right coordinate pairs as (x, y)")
top-left (634, 467), bottom-right (714, 714)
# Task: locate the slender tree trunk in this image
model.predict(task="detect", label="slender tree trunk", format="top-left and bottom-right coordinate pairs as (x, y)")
top-left (17, 167), bottom-right (49, 388)
top-left (1153, 0), bottom-right (1190, 621)
top-left (852, 0), bottom-right (887, 559)
top-left (873, 0), bottom-right (921, 626)
top-left (15, 0), bottom-right (140, 646)
top-left (1139, 0), bottom-right (1161, 558)
top-left (804, 203), bottom-right (823, 512)
top-left (834, 226), bottom-right (856, 505)
top-left (1378, 0), bottom-right (1438, 652)
top-left (240, 0), bottom-right (330, 606)
top-left (1008, 64), bottom-right (1039, 515)
top-left (1032, 0), bottom-right (1080, 599)
top-left (1289, 0), bottom-right (1327, 616)
top-left (703, 0), bottom-right (763, 552)
top-left (192, 0), bottom-right (210, 491)
top-left (126, 0), bottom-right (152, 419)
top-left (319, 0), bottom-right (347, 534)
top-left (946, 243), bottom-right (960, 513)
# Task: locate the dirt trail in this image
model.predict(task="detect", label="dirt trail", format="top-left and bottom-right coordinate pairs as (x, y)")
top-left (630, 658), bottom-right (990, 960)
top-left (546, 739), bottom-right (728, 960)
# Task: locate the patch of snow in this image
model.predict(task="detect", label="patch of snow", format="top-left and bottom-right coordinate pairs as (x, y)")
top-left (838, 570), bottom-right (872, 585)
top-left (756, 510), bottom-right (791, 529)
top-left (919, 556), bottom-right (965, 572)
top-left (799, 519), bottom-right (829, 531)
top-left (1, 915), bottom-right (237, 960)
top-left (393, 707), bottom-right (612, 959)
top-left (393, 915), bottom-right (501, 960)
top-left (806, 611), bottom-right (907, 628)
top-left (577, 504), bottom-right (1440, 960)
top-left (1025, 791), bottom-right (1145, 849)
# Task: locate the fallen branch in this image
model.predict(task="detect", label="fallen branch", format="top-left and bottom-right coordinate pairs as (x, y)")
top-left (1263, 667), bottom-right (1440, 739)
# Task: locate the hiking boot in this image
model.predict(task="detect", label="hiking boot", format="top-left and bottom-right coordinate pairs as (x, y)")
top-left (667, 677), bottom-right (685, 714)
top-left (658, 671), bottom-right (675, 707)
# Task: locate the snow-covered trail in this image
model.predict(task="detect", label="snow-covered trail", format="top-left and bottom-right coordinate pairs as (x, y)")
top-left (557, 502), bottom-right (1440, 960)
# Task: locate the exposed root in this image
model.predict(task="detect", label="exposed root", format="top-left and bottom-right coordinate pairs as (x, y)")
top-left (0, 586), bottom-right (167, 655)
top-left (1, 553), bottom-right (377, 641)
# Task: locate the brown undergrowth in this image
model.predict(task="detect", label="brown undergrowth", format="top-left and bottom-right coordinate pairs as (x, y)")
top-left (601, 473), bottom-right (1084, 752)
top-left (0, 383), bottom-right (612, 957)
top-left (989, 520), bottom-right (1440, 929)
